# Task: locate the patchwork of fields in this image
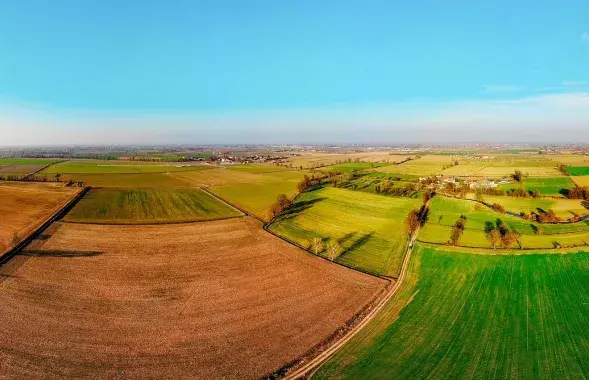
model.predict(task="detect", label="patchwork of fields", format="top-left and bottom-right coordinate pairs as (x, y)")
top-left (0, 218), bottom-right (385, 379)
top-left (64, 188), bottom-right (241, 224)
top-left (269, 187), bottom-right (421, 277)
top-left (5, 154), bottom-right (589, 379)
top-left (173, 167), bottom-right (311, 220)
top-left (316, 247), bottom-right (589, 379)
top-left (0, 158), bottom-right (59, 176)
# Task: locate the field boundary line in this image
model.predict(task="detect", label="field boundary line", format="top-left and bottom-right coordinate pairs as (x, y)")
top-left (416, 239), bottom-right (589, 253)
top-left (0, 186), bottom-right (89, 267)
top-left (276, 200), bottom-right (430, 379)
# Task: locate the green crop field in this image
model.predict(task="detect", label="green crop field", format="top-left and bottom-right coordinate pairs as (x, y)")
top-left (172, 168), bottom-right (311, 220)
top-left (419, 196), bottom-right (589, 249)
top-left (479, 195), bottom-right (588, 219)
top-left (316, 247), bottom-right (589, 379)
top-left (320, 162), bottom-right (383, 173)
top-left (0, 158), bottom-right (60, 165)
top-left (566, 166), bottom-right (589, 176)
top-left (58, 173), bottom-right (190, 188)
top-left (211, 180), bottom-right (301, 221)
top-left (497, 177), bottom-right (575, 196)
top-left (268, 187), bottom-right (421, 276)
top-left (64, 188), bottom-right (241, 224)
top-left (41, 160), bottom-right (214, 174)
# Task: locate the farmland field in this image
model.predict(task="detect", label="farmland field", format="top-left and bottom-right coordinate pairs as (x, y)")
top-left (497, 177), bottom-right (575, 196)
top-left (269, 187), bottom-right (421, 276)
top-left (320, 162), bottom-right (384, 173)
top-left (58, 172), bottom-right (190, 188)
top-left (174, 167), bottom-right (311, 220)
top-left (566, 166), bottom-right (589, 176)
top-left (0, 182), bottom-right (80, 255)
top-left (419, 196), bottom-right (589, 249)
top-left (572, 176), bottom-right (589, 187)
top-left (0, 158), bottom-right (60, 166)
top-left (0, 158), bottom-right (59, 176)
top-left (63, 188), bottom-right (241, 224)
top-left (316, 247), bottom-right (589, 379)
top-left (480, 195), bottom-right (588, 219)
top-left (41, 160), bottom-right (214, 174)
top-left (374, 155), bottom-right (450, 175)
top-left (287, 152), bottom-right (409, 168)
top-left (0, 218), bottom-right (385, 379)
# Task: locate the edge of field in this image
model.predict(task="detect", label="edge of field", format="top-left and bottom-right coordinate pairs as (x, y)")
top-left (0, 186), bottom-right (88, 265)
top-left (269, 200), bottom-right (430, 380)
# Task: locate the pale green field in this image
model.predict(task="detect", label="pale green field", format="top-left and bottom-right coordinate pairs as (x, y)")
top-left (60, 173), bottom-right (190, 188)
top-left (269, 187), bottom-right (421, 276)
top-left (480, 195), bottom-right (588, 219)
top-left (42, 160), bottom-right (214, 174)
top-left (316, 247), bottom-right (589, 379)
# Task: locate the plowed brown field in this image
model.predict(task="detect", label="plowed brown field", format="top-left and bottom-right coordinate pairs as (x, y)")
top-left (0, 182), bottom-right (80, 255)
top-left (0, 217), bottom-right (386, 379)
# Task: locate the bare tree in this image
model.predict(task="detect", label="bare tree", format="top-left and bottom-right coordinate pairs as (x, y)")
top-left (312, 237), bottom-right (324, 256)
top-left (326, 241), bottom-right (341, 261)
top-left (486, 229), bottom-right (501, 249)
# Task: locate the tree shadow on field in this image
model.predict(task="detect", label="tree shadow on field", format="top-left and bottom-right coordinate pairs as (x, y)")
top-left (275, 197), bottom-right (326, 223)
top-left (339, 232), bottom-right (375, 258)
top-left (20, 249), bottom-right (104, 258)
top-left (582, 201), bottom-right (589, 211)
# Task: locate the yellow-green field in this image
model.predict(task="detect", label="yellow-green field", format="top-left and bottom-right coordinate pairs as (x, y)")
top-left (269, 187), bottom-right (421, 276)
top-left (479, 195), bottom-right (588, 219)
top-left (419, 196), bottom-right (589, 249)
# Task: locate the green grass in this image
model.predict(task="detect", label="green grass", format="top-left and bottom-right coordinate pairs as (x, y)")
top-left (41, 160), bottom-right (214, 174)
top-left (268, 187), bottom-right (421, 276)
top-left (64, 188), bottom-right (241, 224)
top-left (0, 158), bottom-right (60, 165)
top-left (316, 247), bottom-right (589, 379)
top-left (497, 177), bottom-right (575, 196)
top-left (566, 166), bottom-right (589, 176)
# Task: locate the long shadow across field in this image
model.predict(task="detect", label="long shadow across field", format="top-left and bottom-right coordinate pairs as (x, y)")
top-left (20, 249), bottom-right (104, 258)
top-left (274, 197), bottom-right (326, 223)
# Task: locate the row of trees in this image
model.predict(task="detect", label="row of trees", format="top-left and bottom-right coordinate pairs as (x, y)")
top-left (486, 220), bottom-right (521, 249)
top-left (567, 186), bottom-right (589, 200)
top-left (311, 237), bottom-right (342, 261)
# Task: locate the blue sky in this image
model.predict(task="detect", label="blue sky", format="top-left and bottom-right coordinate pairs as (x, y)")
top-left (0, 0), bottom-right (588, 145)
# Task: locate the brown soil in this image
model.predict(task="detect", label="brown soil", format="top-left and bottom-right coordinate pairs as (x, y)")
top-left (0, 182), bottom-right (79, 255)
top-left (0, 217), bottom-right (385, 379)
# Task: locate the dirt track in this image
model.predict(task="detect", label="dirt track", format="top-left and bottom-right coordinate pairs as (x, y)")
top-left (0, 217), bottom-right (385, 379)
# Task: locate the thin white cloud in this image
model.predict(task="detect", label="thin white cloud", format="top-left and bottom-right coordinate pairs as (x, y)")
top-left (561, 80), bottom-right (586, 87)
top-left (483, 85), bottom-right (523, 94)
